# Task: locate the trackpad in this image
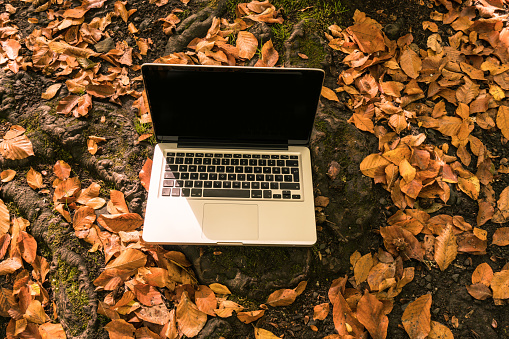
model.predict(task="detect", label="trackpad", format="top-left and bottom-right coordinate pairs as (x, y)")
top-left (202, 204), bottom-right (259, 241)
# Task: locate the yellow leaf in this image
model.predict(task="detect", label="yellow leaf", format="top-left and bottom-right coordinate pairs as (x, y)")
top-left (321, 86), bottom-right (339, 102)
top-left (401, 294), bottom-right (432, 339)
top-left (23, 300), bottom-right (50, 324)
top-left (0, 170), bottom-right (16, 182)
top-left (41, 83), bottom-right (62, 100)
top-left (428, 321), bottom-right (454, 339)
top-left (26, 168), bottom-right (43, 190)
top-left (209, 283), bottom-right (231, 295)
top-left (399, 159), bottom-right (416, 182)
top-left (457, 175), bottom-right (480, 200)
top-left (177, 291), bottom-right (207, 337)
top-left (434, 225), bottom-right (457, 271)
top-left (354, 253), bottom-right (373, 285)
top-left (254, 327), bottom-right (280, 339)
top-left (491, 269), bottom-right (509, 299)
top-left (497, 105), bottom-right (509, 140)
top-left (490, 84), bottom-right (505, 101)
top-left (400, 48), bottom-right (422, 79)
top-left (360, 154), bottom-right (390, 178)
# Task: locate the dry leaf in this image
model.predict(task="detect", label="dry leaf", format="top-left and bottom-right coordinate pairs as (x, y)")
top-left (497, 105), bottom-right (509, 139)
top-left (195, 285), bottom-right (217, 316)
top-left (237, 310), bottom-right (265, 324)
top-left (53, 160), bottom-right (71, 180)
top-left (1, 170), bottom-right (16, 182)
top-left (491, 270), bottom-right (509, 299)
top-left (39, 323), bottom-right (66, 339)
top-left (400, 48), bottom-right (422, 79)
top-left (110, 190), bottom-right (129, 214)
top-left (41, 84), bottom-right (62, 100)
top-left (321, 86), bottom-right (339, 102)
top-left (97, 213), bottom-right (143, 233)
top-left (427, 321), bottom-right (454, 339)
top-left (26, 168), bottom-right (43, 190)
top-left (266, 281), bottom-right (307, 307)
top-left (0, 126), bottom-right (34, 160)
top-left (139, 158), bottom-right (152, 191)
top-left (466, 283), bottom-right (492, 300)
top-left (176, 291), bottom-right (207, 337)
top-left (401, 294), bottom-right (432, 339)
top-left (354, 252), bottom-right (373, 285)
top-left (23, 300), bottom-right (50, 324)
top-left (105, 248), bottom-right (147, 270)
top-left (209, 283), bottom-right (231, 295)
top-left (237, 31), bottom-right (258, 59)
top-left (434, 225), bottom-right (457, 271)
top-left (493, 227), bottom-right (509, 246)
top-left (313, 303), bottom-right (329, 321)
top-left (360, 154), bottom-right (390, 178)
top-left (356, 291), bottom-right (388, 339)
top-left (104, 319), bottom-right (135, 339)
top-left (254, 327), bottom-right (279, 339)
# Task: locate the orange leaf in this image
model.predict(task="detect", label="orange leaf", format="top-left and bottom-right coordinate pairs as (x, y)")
top-left (56, 94), bottom-right (80, 115)
top-left (237, 309), bottom-right (265, 324)
top-left (0, 199), bottom-right (9, 235)
top-left (237, 31), bottom-right (258, 59)
top-left (134, 283), bottom-right (163, 306)
top-left (97, 213), bottom-right (143, 233)
top-left (195, 285), bottom-right (217, 316)
top-left (176, 291), bottom-right (207, 337)
top-left (493, 227), bottom-right (509, 246)
top-left (110, 190), bottom-right (129, 214)
top-left (0, 169), bottom-right (16, 183)
top-left (266, 281), bottom-right (307, 307)
top-left (472, 263), bottom-right (493, 286)
top-left (139, 158), bottom-right (152, 191)
top-left (313, 303), bottom-right (329, 321)
top-left (428, 321), bottom-right (454, 339)
top-left (105, 248), bottom-right (147, 270)
top-left (348, 113), bottom-right (374, 133)
top-left (0, 257), bottom-right (23, 274)
top-left (0, 133), bottom-right (34, 160)
top-left (26, 168), bottom-right (43, 190)
top-left (255, 39), bottom-right (278, 67)
top-left (76, 182), bottom-right (101, 205)
top-left (209, 283), bottom-right (231, 295)
top-left (0, 288), bottom-right (14, 317)
top-left (104, 319), bottom-right (135, 339)
top-left (401, 294), bottom-right (432, 339)
top-left (354, 253), bottom-right (373, 285)
top-left (214, 300), bottom-right (244, 317)
top-left (360, 154), bottom-right (390, 178)
top-left (73, 94), bottom-right (93, 117)
top-left (41, 83), bottom-right (62, 100)
top-left (321, 86), bottom-right (339, 102)
top-left (497, 105), bottom-right (509, 139)
top-left (135, 304), bottom-right (171, 325)
top-left (53, 160), bottom-right (71, 180)
top-left (254, 327), bottom-right (280, 339)
top-left (400, 48), bottom-right (422, 79)
top-left (380, 225), bottom-right (424, 261)
top-left (457, 175), bottom-right (480, 200)
top-left (491, 269), bottom-right (509, 299)
top-left (73, 206), bottom-right (96, 232)
top-left (55, 204), bottom-right (71, 223)
top-left (54, 177), bottom-right (81, 203)
top-left (23, 300), bottom-right (50, 324)
top-left (0, 234), bottom-right (10, 259)
top-left (466, 283), bottom-right (492, 300)
top-left (39, 323), bottom-right (66, 339)
top-left (434, 225), bottom-right (457, 271)
top-left (356, 291), bottom-right (388, 339)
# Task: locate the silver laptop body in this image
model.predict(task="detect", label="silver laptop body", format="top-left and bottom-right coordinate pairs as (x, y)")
top-left (141, 64), bottom-right (324, 246)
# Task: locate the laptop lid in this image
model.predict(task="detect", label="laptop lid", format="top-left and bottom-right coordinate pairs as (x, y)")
top-left (141, 64), bottom-right (324, 148)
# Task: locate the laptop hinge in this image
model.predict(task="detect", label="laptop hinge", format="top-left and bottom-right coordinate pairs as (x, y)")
top-left (176, 140), bottom-right (289, 150)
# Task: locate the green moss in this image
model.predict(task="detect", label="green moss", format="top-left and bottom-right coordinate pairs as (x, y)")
top-left (55, 257), bottom-right (91, 336)
top-left (134, 119), bottom-right (156, 145)
top-left (289, 35), bottom-right (327, 68)
top-left (22, 112), bottom-right (40, 133)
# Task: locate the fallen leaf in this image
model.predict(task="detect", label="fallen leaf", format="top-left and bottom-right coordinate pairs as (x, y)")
top-left (427, 321), bottom-right (454, 339)
top-left (23, 300), bottom-right (50, 324)
top-left (176, 291), bottom-right (207, 337)
top-left (266, 281), bottom-right (307, 307)
top-left (209, 283), bottom-right (231, 295)
top-left (0, 257), bottom-right (23, 274)
top-left (493, 227), bottom-right (509, 246)
top-left (104, 319), bottom-right (135, 339)
top-left (254, 327), bottom-right (279, 339)
top-left (237, 31), bottom-right (258, 59)
top-left (139, 158), bottom-right (152, 191)
top-left (97, 213), bottom-right (144, 233)
top-left (1, 170), bottom-right (16, 182)
top-left (466, 283), bottom-right (493, 300)
top-left (313, 303), bottom-right (329, 321)
top-left (497, 105), bottom-right (509, 139)
top-left (105, 248), bottom-right (147, 270)
top-left (354, 253), bottom-right (374, 285)
top-left (360, 154), bottom-right (390, 178)
top-left (195, 285), bottom-right (216, 316)
top-left (357, 291), bottom-right (388, 339)
top-left (0, 127), bottom-right (34, 160)
top-left (434, 225), bottom-right (457, 271)
top-left (0, 200), bottom-right (8, 235)
top-left (110, 190), bottom-right (129, 214)
top-left (214, 300), bottom-right (244, 317)
top-left (26, 168), bottom-right (43, 190)
top-left (76, 182), bottom-right (101, 205)
top-left (41, 84), bottom-right (62, 100)
top-left (39, 323), bottom-right (66, 339)
top-left (321, 86), bottom-right (339, 102)
top-left (237, 309), bottom-right (265, 324)
top-left (491, 270), bottom-right (509, 299)
top-left (401, 294), bottom-right (432, 339)
top-left (400, 48), bottom-right (422, 79)
top-left (53, 160), bottom-right (71, 180)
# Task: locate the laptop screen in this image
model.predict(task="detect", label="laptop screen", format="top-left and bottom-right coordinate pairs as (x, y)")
top-left (142, 65), bottom-right (324, 146)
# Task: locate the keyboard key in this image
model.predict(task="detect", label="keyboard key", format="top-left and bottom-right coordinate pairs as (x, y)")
top-left (172, 188), bottom-right (181, 196)
top-left (292, 194), bottom-right (301, 199)
top-left (242, 154), bottom-right (251, 158)
top-left (167, 152), bottom-right (176, 156)
top-left (281, 155), bottom-right (289, 159)
top-left (182, 188), bottom-right (191, 197)
top-left (259, 159), bottom-right (267, 166)
top-left (188, 165), bottom-right (197, 172)
top-left (270, 182), bottom-right (278, 189)
top-left (233, 181), bottom-right (241, 188)
top-left (198, 166), bottom-right (206, 172)
top-left (275, 175), bottom-right (283, 182)
top-left (224, 154), bottom-right (232, 158)
top-left (283, 193), bottom-right (291, 199)
top-left (177, 152), bottom-right (185, 157)
top-left (196, 153), bottom-right (204, 157)
top-left (212, 158), bottom-right (220, 165)
top-left (190, 173), bottom-right (198, 180)
top-left (175, 158), bottom-right (184, 164)
top-left (284, 175), bottom-right (293, 182)
top-left (271, 155), bottom-right (279, 159)
top-left (280, 183), bottom-right (300, 190)
top-left (162, 188), bottom-right (171, 196)
top-left (166, 157), bottom-right (175, 164)
top-left (273, 194), bottom-right (282, 199)
top-left (251, 190), bottom-right (262, 198)
top-left (203, 158), bottom-right (212, 165)
top-left (249, 159), bottom-right (257, 166)
top-left (207, 166), bottom-right (215, 172)
top-left (217, 166), bottom-right (225, 172)
top-left (200, 173), bottom-right (208, 180)
top-left (176, 180), bottom-right (183, 187)
top-left (251, 182), bottom-right (260, 189)
top-left (290, 155), bottom-right (298, 159)
top-left (222, 158), bottom-right (230, 165)
top-left (233, 154), bottom-right (242, 158)
top-left (163, 180), bottom-right (174, 187)
top-left (219, 174), bottom-right (227, 180)
top-left (228, 174), bottom-right (236, 180)
top-left (181, 173), bottom-right (189, 180)
top-left (263, 167), bottom-right (271, 174)
top-left (268, 160), bottom-right (276, 166)
top-left (164, 172), bottom-right (176, 179)
top-left (240, 159), bottom-right (248, 165)
top-left (286, 160), bottom-right (299, 167)
top-left (266, 174), bottom-right (274, 181)
top-left (272, 167), bottom-right (280, 174)
top-left (186, 153), bottom-right (194, 157)
top-left (185, 181), bottom-right (193, 188)
top-left (282, 167), bottom-right (290, 174)
top-left (261, 182), bottom-right (269, 189)
top-left (184, 158), bottom-right (193, 164)
top-left (214, 153), bottom-right (222, 157)
top-left (256, 174), bottom-right (264, 181)
top-left (213, 181), bottom-right (222, 188)
top-left (263, 190), bottom-right (272, 198)
top-left (242, 182), bottom-right (250, 189)
top-left (204, 181), bottom-right (212, 188)
top-left (235, 166), bottom-right (243, 173)
top-left (245, 167), bottom-right (253, 173)
top-left (292, 168), bottom-right (300, 182)
top-left (262, 155), bottom-right (270, 159)
top-left (254, 167), bottom-right (262, 173)
top-left (209, 173), bottom-right (218, 180)
top-left (203, 189), bottom-right (250, 198)
top-left (231, 159), bottom-right (239, 165)
top-left (194, 158), bottom-right (202, 164)
top-left (191, 189), bottom-right (202, 197)
top-left (226, 166), bottom-right (234, 173)
top-left (223, 181), bottom-right (232, 188)
top-left (247, 174), bottom-right (255, 181)
top-left (179, 165), bottom-right (188, 172)
top-left (205, 153), bottom-right (213, 157)
top-left (238, 174), bottom-right (246, 181)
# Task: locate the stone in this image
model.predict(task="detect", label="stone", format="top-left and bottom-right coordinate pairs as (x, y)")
top-left (452, 274), bottom-right (459, 282)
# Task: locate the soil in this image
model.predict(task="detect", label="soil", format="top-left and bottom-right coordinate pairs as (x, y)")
top-left (0, 0), bottom-right (508, 338)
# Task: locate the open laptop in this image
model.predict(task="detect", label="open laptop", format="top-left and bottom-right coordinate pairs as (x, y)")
top-left (141, 64), bottom-right (324, 246)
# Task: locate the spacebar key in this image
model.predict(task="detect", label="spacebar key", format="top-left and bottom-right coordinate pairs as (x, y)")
top-left (203, 189), bottom-right (250, 198)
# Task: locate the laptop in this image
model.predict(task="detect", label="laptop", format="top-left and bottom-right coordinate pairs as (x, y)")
top-left (141, 64), bottom-right (324, 246)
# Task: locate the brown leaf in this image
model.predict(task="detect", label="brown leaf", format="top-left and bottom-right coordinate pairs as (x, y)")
top-left (209, 283), bottom-right (231, 295)
top-left (255, 39), bottom-right (278, 67)
top-left (73, 206), bottom-right (96, 234)
top-left (0, 288), bottom-right (14, 317)
top-left (401, 294), bottom-right (432, 339)
top-left (497, 105), bottom-right (509, 139)
top-left (466, 283), bottom-right (492, 300)
top-left (49, 40), bottom-right (99, 59)
top-left (110, 190), bottom-right (129, 214)
top-left (176, 291), bottom-right (207, 337)
top-left (76, 182), bottom-right (101, 205)
top-left (434, 225), bottom-right (457, 271)
top-left (313, 303), bottom-right (329, 321)
top-left (348, 113), bottom-right (375, 133)
top-left (0, 234), bottom-right (10, 259)
top-left (400, 48), bottom-right (422, 79)
top-left (105, 248), bottom-right (147, 270)
top-left (26, 168), bottom-right (43, 190)
top-left (23, 300), bottom-right (50, 324)
top-left (380, 225), bottom-right (424, 261)
top-left (0, 132), bottom-right (34, 160)
top-left (0, 257), bottom-right (23, 274)
top-left (356, 291), bottom-right (388, 339)
top-left (104, 319), bottom-right (135, 339)
top-left (237, 31), bottom-right (258, 59)
top-left (139, 158), bottom-right (152, 191)
top-left (457, 175), bottom-right (480, 200)
top-left (195, 285), bottom-right (216, 316)
top-left (73, 94), bottom-right (93, 117)
top-left (428, 321), bottom-right (454, 339)
top-left (348, 15), bottom-right (385, 54)
top-left (354, 253), bottom-right (373, 285)
top-left (0, 169), bottom-right (16, 183)
top-left (0, 199), bottom-right (8, 235)
top-left (17, 231), bottom-right (36, 264)
top-left (41, 83), bottom-right (62, 100)
top-left (360, 154), bottom-right (390, 178)
top-left (254, 327), bottom-right (280, 339)
top-left (39, 323), bottom-right (66, 339)
top-left (491, 269), bottom-right (509, 299)
top-left (53, 160), bottom-right (71, 180)
top-left (456, 77), bottom-right (480, 104)
top-left (493, 227), bottom-right (509, 246)
top-left (237, 310), bottom-right (265, 324)
top-left (134, 284), bottom-right (163, 307)
top-left (54, 177), bottom-right (81, 203)
top-left (31, 256), bottom-right (49, 283)
top-left (266, 281), bottom-right (307, 307)
top-left (214, 300), bottom-right (244, 317)
top-left (97, 213), bottom-right (143, 233)
top-left (321, 86), bottom-right (339, 102)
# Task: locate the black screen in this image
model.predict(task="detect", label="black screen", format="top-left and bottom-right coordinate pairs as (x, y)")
top-left (142, 65), bottom-right (324, 146)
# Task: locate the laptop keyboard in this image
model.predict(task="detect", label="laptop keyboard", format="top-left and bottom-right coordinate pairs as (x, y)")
top-left (162, 152), bottom-right (302, 200)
